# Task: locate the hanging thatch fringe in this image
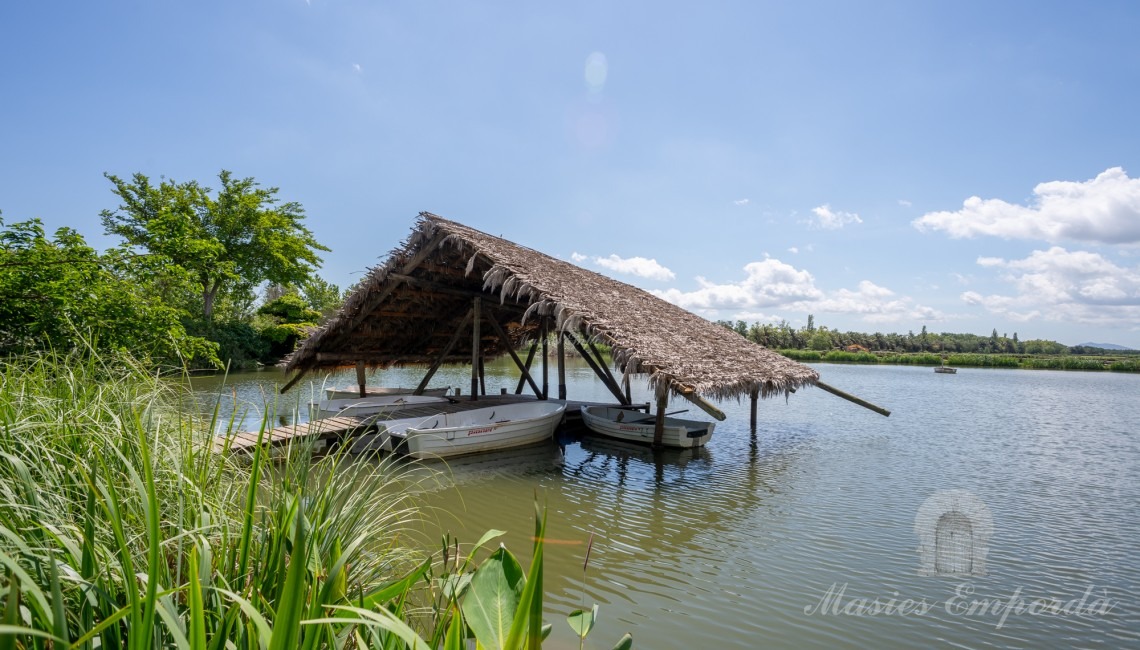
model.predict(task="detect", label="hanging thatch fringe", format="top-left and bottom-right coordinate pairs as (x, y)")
top-left (283, 212), bottom-right (819, 402)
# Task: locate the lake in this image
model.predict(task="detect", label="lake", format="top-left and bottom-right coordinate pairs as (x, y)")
top-left (191, 360), bottom-right (1139, 648)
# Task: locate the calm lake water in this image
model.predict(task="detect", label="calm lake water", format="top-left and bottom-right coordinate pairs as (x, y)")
top-left (191, 361), bottom-right (1140, 648)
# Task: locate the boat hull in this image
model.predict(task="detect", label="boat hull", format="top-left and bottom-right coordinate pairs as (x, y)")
top-left (325, 386), bottom-right (449, 399)
top-left (581, 406), bottom-right (715, 448)
top-left (311, 394), bottom-right (450, 420)
top-left (390, 402), bottom-right (566, 459)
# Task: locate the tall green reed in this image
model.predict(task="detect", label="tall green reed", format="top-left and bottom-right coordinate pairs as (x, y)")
top-left (0, 351), bottom-right (632, 649)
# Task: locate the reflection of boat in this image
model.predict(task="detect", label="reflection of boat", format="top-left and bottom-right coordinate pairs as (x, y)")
top-left (577, 435), bottom-right (709, 467)
top-left (325, 386), bottom-right (450, 399)
top-left (934, 366), bottom-right (958, 374)
top-left (580, 406), bottom-right (714, 447)
top-left (312, 394), bottom-right (451, 420)
top-left (389, 402), bottom-right (566, 460)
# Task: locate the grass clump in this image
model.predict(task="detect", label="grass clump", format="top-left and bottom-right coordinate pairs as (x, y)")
top-left (0, 351), bottom-right (633, 649)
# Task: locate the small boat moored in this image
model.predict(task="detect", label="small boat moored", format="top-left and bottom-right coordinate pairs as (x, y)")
top-left (934, 366), bottom-right (958, 374)
top-left (324, 386), bottom-right (450, 399)
top-left (388, 401), bottom-right (566, 459)
top-left (311, 394), bottom-right (451, 420)
top-left (580, 406), bottom-right (715, 448)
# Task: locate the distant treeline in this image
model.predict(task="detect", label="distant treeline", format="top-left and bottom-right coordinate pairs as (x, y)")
top-left (716, 317), bottom-right (1140, 372)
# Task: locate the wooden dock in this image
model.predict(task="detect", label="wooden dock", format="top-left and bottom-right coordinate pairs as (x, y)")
top-left (214, 395), bottom-right (645, 454)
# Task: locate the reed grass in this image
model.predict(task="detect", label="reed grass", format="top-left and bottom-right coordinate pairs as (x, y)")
top-left (0, 351), bottom-right (632, 649)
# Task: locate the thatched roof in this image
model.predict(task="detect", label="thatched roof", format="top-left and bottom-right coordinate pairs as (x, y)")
top-left (284, 213), bottom-right (819, 401)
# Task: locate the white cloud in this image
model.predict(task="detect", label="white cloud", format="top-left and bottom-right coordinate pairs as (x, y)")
top-left (787, 246), bottom-right (799, 254)
top-left (570, 251), bottom-right (588, 263)
top-left (898, 199), bottom-right (912, 208)
top-left (963, 247), bottom-right (1140, 325)
top-left (652, 259), bottom-right (940, 323)
top-left (734, 198), bottom-right (750, 206)
top-left (352, 63), bottom-right (361, 72)
top-left (594, 254), bottom-right (675, 281)
top-left (914, 167), bottom-right (1140, 245)
top-left (808, 204), bottom-right (863, 230)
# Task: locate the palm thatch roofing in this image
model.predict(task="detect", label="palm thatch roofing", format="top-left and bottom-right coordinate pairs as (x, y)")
top-left (284, 213), bottom-right (819, 402)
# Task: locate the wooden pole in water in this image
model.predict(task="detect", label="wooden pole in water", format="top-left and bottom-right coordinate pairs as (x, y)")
top-left (479, 355), bottom-right (486, 396)
top-left (541, 318), bottom-right (549, 400)
top-left (471, 297), bottom-right (481, 401)
top-left (356, 361), bottom-right (367, 398)
top-left (557, 330), bottom-right (567, 399)
top-left (750, 388), bottom-right (759, 430)
top-left (816, 381), bottom-right (891, 417)
top-left (652, 390), bottom-right (668, 448)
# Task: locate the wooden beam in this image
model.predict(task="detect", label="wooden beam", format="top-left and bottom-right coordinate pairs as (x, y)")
top-left (414, 307), bottom-right (473, 395)
top-left (653, 391), bottom-right (668, 448)
top-left (325, 233), bottom-right (447, 347)
top-left (355, 361), bottom-right (367, 398)
top-left (471, 297), bottom-right (481, 401)
top-left (280, 370), bottom-right (307, 394)
top-left (673, 384), bottom-right (727, 421)
top-left (587, 339), bottom-right (629, 405)
top-left (816, 381), bottom-right (891, 417)
top-left (565, 332), bottom-right (627, 404)
top-left (514, 341), bottom-right (538, 395)
top-left (387, 273), bottom-right (529, 307)
top-left (485, 309), bottom-right (543, 398)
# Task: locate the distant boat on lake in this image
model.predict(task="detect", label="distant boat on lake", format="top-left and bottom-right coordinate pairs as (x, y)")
top-left (935, 365), bottom-right (957, 374)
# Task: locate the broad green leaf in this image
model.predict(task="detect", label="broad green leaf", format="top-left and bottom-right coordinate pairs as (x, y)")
top-left (567, 604), bottom-right (598, 639)
top-left (611, 632), bottom-right (633, 650)
top-left (461, 547), bottom-right (525, 650)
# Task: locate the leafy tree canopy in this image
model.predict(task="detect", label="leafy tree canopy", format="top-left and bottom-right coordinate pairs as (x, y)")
top-left (100, 170), bottom-right (329, 322)
top-left (0, 215), bottom-right (217, 366)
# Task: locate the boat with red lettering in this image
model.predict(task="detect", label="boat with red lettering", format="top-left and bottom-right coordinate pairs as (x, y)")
top-left (387, 401), bottom-right (566, 459)
top-left (580, 405), bottom-right (715, 448)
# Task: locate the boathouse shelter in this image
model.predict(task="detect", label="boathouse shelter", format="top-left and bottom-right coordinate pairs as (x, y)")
top-left (283, 213), bottom-right (822, 425)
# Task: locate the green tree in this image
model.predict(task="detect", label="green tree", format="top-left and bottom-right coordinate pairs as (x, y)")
top-left (301, 276), bottom-right (344, 320)
top-left (100, 170), bottom-right (329, 322)
top-left (0, 216), bottom-right (216, 365)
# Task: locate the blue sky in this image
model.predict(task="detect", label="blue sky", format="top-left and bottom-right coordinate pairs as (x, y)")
top-left (3, 1), bottom-right (1139, 346)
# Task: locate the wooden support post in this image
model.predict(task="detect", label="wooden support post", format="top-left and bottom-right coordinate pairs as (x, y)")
top-left (415, 308), bottom-right (473, 395)
top-left (623, 367), bottom-right (632, 405)
top-left (557, 331), bottom-right (567, 400)
top-left (485, 311), bottom-right (543, 398)
top-left (541, 318), bottom-right (549, 400)
top-left (471, 297), bottom-right (481, 401)
top-left (749, 387), bottom-right (759, 431)
top-left (479, 356), bottom-right (486, 396)
top-left (514, 341), bottom-right (538, 394)
top-left (565, 332), bottom-right (627, 404)
top-left (816, 381), bottom-right (891, 417)
top-left (356, 361), bottom-right (367, 398)
top-left (652, 391), bottom-right (668, 448)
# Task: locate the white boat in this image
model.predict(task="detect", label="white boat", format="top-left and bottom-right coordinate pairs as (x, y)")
top-left (580, 406), bottom-right (715, 448)
top-left (324, 386), bottom-right (450, 399)
top-left (311, 394), bottom-right (451, 420)
top-left (387, 402), bottom-right (567, 460)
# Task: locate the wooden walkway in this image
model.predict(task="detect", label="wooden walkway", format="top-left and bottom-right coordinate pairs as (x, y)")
top-left (214, 395), bottom-right (646, 454)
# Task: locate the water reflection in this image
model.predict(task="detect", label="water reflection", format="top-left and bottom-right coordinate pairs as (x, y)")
top-left (190, 363), bottom-right (1140, 648)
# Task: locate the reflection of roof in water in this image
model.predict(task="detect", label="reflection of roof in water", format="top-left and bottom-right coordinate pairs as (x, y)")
top-left (285, 213), bottom-right (818, 402)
